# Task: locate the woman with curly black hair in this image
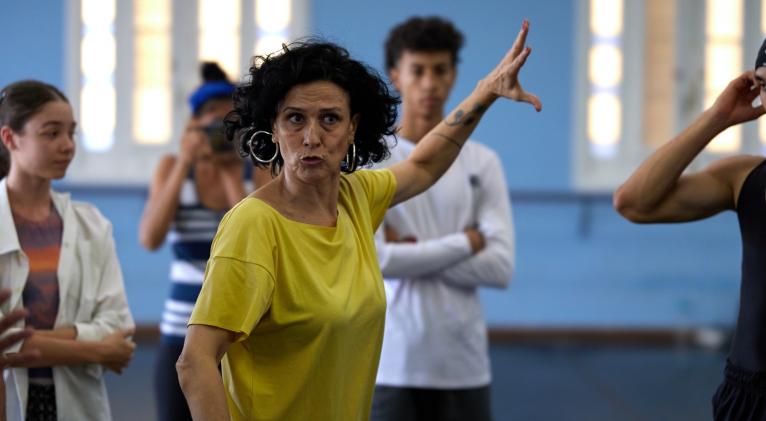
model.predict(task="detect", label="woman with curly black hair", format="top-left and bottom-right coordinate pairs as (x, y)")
top-left (177, 21), bottom-right (541, 421)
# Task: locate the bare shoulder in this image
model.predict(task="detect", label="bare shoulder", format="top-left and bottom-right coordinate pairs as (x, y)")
top-left (705, 154), bottom-right (766, 202)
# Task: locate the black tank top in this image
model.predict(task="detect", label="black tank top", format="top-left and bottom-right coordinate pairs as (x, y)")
top-left (729, 159), bottom-right (766, 371)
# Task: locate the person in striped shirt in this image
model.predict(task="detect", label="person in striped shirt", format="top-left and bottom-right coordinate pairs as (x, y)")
top-left (139, 63), bottom-right (268, 421)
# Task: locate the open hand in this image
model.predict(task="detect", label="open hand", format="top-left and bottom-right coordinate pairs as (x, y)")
top-left (479, 20), bottom-right (542, 112)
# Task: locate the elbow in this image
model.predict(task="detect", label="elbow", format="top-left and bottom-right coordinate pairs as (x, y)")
top-left (494, 261), bottom-right (514, 289)
top-left (175, 351), bottom-right (195, 395)
top-left (612, 185), bottom-right (651, 223)
top-left (501, 262), bottom-right (514, 288)
top-left (138, 229), bottom-right (163, 251)
top-left (485, 258), bottom-right (513, 289)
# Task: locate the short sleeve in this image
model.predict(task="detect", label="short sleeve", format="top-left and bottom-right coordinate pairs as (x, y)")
top-left (189, 256), bottom-right (274, 340)
top-left (350, 169), bottom-right (397, 230)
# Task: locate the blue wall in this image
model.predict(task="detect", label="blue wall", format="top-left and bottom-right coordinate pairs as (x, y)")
top-left (0, 1), bottom-right (65, 88)
top-left (311, 0), bottom-right (573, 190)
top-left (1, 0), bottom-right (744, 328)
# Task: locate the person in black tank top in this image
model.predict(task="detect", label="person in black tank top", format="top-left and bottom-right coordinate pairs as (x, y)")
top-left (615, 39), bottom-right (766, 420)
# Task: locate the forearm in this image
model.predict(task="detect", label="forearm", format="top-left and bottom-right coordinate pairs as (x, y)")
top-left (428, 224), bottom-right (514, 289)
top-left (432, 246), bottom-right (514, 289)
top-left (139, 159), bottom-right (189, 249)
top-left (32, 327), bottom-right (76, 340)
top-left (18, 334), bottom-right (101, 367)
top-left (397, 87), bottom-right (497, 202)
top-left (378, 233), bottom-right (473, 278)
top-left (177, 355), bottom-right (230, 420)
top-left (414, 87), bottom-right (496, 175)
top-left (616, 109), bottom-right (724, 211)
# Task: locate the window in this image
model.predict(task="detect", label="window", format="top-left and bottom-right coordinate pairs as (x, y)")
top-left (574, 0), bottom-right (763, 190)
top-left (64, 0), bottom-right (307, 185)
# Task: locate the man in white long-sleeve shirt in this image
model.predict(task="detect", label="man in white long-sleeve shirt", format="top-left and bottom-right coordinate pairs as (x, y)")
top-left (371, 16), bottom-right (515, 421)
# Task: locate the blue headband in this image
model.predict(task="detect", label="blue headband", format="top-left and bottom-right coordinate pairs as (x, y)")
top-left (188, 81), bottom-right (236, 114)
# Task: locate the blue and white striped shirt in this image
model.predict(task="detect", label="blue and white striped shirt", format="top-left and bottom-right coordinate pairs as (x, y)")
top-left (160, 168), bottom-right (252, 343)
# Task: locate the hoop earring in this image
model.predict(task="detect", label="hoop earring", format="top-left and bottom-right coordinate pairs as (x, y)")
top-left (248, 130), bottom-right (279, 164)
top-left (344, 143), bottom-right (357, 172)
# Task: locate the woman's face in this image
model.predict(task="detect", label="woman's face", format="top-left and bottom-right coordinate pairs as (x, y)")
top-left (272, 80), bottom-right (358, 184)
top-left (1, 100), bottom-right (76, 181)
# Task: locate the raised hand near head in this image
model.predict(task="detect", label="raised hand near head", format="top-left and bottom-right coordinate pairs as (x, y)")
top-left (707, 71), bottom-right (766, 129)
top-left (479, 20), bottom-right (542, 112)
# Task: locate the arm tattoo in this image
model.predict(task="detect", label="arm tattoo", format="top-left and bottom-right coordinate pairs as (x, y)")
top-left (433, 133), bottom-right (463, 150)
top-left (446, 103), bottom-right (488, 127)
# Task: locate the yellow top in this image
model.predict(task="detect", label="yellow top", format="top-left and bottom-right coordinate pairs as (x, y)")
top-left (189, 169), bottom-right (397, 421)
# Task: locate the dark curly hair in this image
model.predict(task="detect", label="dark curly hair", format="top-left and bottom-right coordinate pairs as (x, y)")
top-left (224, 41), bottom-right (400, 175)
top-left (384, 16), bottom-right (464, 72)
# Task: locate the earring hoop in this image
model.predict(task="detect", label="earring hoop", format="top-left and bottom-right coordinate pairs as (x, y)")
top-left (344, 143), bottom-right (357, 172)
top-left (247, 130), bottom-right (279, 164)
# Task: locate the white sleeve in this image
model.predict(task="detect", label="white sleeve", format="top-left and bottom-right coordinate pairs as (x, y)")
top-left (425, 152), bottom-right (515, 289)
top-left (74, 221), bottom-right (135, 341)
top-left (375, 226), bottom-right (474, 279)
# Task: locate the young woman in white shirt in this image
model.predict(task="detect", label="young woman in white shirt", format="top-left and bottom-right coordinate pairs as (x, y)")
top-left (0, 80), bottom-right (135, 421)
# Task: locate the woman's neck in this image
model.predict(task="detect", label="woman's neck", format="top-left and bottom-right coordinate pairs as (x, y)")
top-left (6, 169), bottom-right (53, 220)
top-left (268, 171), bottom-right (340, 226)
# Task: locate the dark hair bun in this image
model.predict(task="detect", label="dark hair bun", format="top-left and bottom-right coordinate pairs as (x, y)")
top-left (201, 62), bottom-right (228, 82)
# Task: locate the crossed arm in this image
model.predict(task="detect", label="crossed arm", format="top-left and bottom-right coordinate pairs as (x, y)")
top-left (3, 224), bottom-right (135, 373)
top-left (378, 153), bottom-right (515, 288)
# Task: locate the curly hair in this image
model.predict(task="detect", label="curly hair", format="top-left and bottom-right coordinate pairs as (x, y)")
top-left (384, 16), bottom-right (464, 72)
top-left (224, 41), bottom-right (400, 175)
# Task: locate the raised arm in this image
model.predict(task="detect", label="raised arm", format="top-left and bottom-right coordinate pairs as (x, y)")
top-left (614, 72), bottom-right (766, 223)
top-left (389, 20), bottom-right (541, 206)
top-left (177, 324), bottom-right (235, 421)
top-left (138, 155), bottom-right (190, 250)
top-left (139, 120), bottom-right (207, 250)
